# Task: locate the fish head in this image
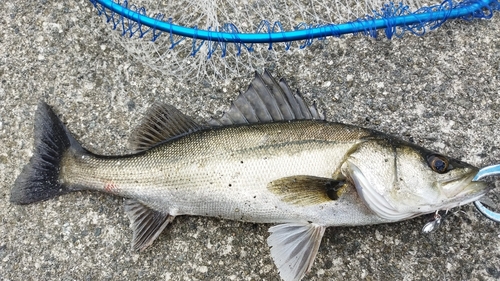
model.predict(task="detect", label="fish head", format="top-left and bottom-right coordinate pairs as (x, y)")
top-left (341, 137), bottom-right (489, 221)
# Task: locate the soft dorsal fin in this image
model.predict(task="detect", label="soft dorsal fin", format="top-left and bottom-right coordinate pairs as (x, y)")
top-left (208, 70), bottom-right (325, 126)
top-left (129, 103), bottom-right (203, 152)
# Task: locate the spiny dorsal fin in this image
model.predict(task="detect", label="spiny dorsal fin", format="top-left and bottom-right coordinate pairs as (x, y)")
top-left (208, 70), bottom-right (325, 126)
top-left (124, 199), bottom-right (175, 252)
top-left (267, 176), bottom-right (347, 206)
top-left (268, 222), bottom-right (326, 281)
top-left (129, 103), bottom-right (203, 152)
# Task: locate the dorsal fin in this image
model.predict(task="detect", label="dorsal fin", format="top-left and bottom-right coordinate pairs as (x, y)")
top-left (208, 70), bottom-right (325, 126)
top-left (129, 103), bottom-right (203, 152)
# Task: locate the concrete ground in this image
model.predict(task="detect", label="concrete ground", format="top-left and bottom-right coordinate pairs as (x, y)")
top-left (1, 0), bottom-right (499, 280)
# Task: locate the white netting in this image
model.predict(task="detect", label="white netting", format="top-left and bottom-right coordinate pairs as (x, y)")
top-left (96, 0), bottom-right (451, 80)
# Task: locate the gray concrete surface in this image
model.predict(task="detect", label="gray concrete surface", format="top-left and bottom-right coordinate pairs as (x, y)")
top-left (1, 0), bottom-right (499, 280)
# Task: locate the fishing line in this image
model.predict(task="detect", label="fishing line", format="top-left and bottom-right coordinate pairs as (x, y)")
top-left (88, 0), bottom-right (499, 79)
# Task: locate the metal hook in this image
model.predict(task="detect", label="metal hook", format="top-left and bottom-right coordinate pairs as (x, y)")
top-left (473, 164), bottom-right (500, 181)
top-left (474, 201), bottom-right (500, 223)
top-left (473, 164), bottom-right (500, 223)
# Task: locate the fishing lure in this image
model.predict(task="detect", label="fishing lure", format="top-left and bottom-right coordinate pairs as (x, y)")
top-left (474, 164), bottom-right (500, 222)
top-left (422, 164), bottom-right (500, 233)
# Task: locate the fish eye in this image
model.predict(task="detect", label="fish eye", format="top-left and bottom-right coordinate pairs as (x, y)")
top-left (427, 154), bottom-right (449, 174)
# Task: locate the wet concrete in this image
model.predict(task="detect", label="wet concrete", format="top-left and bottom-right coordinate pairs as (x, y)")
top-left (1, 0), bottom-right (499, 280)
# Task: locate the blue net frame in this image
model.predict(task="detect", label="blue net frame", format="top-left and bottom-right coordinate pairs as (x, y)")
top-left (89, 0), bottom-right (499, 56)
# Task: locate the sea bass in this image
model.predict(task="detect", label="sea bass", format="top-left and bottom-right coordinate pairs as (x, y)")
top-left (11, 70), bottom-right (491, 281)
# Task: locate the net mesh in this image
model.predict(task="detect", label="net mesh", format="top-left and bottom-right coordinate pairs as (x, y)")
top-left (90, 0), bottom-right (499, 80)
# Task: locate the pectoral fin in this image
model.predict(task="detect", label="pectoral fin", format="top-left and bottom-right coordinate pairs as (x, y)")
top-left (124, 199), bottom-right (175, 251)
top-left (267, 222), bottom-right (326, 281)
top-left (268, 176), bottom-right (346, 206)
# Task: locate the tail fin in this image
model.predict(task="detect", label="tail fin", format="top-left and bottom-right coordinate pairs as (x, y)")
top-left (10, 102), bottom-right (84, 204)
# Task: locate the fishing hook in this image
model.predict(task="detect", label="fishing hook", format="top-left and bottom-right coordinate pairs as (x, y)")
top-left (473, 164), bottom-right (500, 223)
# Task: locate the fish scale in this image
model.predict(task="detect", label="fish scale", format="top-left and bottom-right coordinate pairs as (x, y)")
top-left (62, 121), bottom-right (371, 223)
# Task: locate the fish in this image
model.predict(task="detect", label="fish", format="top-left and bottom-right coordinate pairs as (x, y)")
top-left (10, 70), bottom-right (492, 281)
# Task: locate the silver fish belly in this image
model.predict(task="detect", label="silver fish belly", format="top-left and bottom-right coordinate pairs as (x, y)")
top-left (10, 70), bottom-right (491, 281)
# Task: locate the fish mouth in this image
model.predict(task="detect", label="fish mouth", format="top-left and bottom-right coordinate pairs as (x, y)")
top-left (438, 169), bottom-right (489, 204)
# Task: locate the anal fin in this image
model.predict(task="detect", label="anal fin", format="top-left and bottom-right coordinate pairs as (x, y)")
top-left (268, 222), bottom-right (326, 281)
top-left (124, 199), bottom-right (174, 251)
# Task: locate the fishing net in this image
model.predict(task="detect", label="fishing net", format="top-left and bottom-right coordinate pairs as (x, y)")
top-left (89, 0), bottom-right (499, 80)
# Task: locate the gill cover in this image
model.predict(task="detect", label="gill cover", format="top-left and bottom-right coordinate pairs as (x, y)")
top-left (342, 138), bottom-right (487, 221)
